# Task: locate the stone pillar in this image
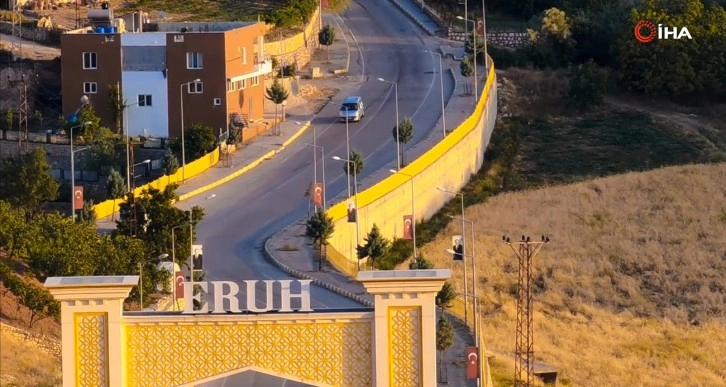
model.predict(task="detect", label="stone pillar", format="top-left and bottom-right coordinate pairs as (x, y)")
top-left (45, 276), bottom-right (139, 387)
top-left (358, 269), bottom-right (450, 387)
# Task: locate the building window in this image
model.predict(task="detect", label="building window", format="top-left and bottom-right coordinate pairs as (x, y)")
top-left (186, 52), bottom-right (203, 69)
top-left (189, 81), bottom-right (203, 94)
top-left (83, 82), bottom-right (98, 94)
top-left (242, 47), bottom-right (247, 64)
top-left (138, 94), bottom-right (152, 106)
top-left (213, 98), bottom-right (222, 106)
top-left (227, 81), bottom-right (235, 92)
top-left (83, 52), bottom-right (97, 69)
top-left (236, 79), bottom-right (246, 90)
top-left (251, 76), bottom-right (259, 86)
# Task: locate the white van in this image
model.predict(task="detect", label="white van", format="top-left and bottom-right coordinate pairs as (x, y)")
top-left (339, 96), bottom-right (365, 122)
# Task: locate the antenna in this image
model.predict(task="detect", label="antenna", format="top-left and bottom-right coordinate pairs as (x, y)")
top-left (503, 234), bottom-right (550, 387)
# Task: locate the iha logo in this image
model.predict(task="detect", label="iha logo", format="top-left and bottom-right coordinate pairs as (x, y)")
top-left (634, 20), bottom-right (693, 43)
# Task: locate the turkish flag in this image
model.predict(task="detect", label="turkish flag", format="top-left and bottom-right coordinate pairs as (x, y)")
top-left (313, 183), bottom-right (324, 207)
top-left (321, 0), bottom-right (328, 9)
top-left (402, 215), bottom-right (413, 240)
top-left (466, 347), bottom-right (480, 380)
top-left (174, 271), bottom-right (185, 299)
top-left (476, 19), bottom-right (484, 35)
top-left (73, 186), bottom-right (84, 210)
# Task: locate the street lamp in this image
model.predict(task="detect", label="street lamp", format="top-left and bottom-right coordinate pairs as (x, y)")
top-left (423, 51), bottom-right (447, 138)
top-left (377, 78), bottom-right (401, 170)
top-left (341, 104), bottom-right (352, 197)
top-left (122, 101), bottom-right (141, 192)
top-left (437, 186), bottom-right (469, 325)
top-left (180, 78), bottom-right (201, 183)
top-left (302, 123), bottom-right (327, 210)
top-left (139, 253), bottom-right (169, 311)
top-left (457, 15), bottom-right (479, 102)
top-left (333, 155), bottom-right (360, 270)
top-left (69, 121), bottom-right (91, 221)
top-left (389, 169), bottom-right (417, 261)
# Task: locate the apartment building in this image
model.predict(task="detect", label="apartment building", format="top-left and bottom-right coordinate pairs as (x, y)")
top-left (61, 15), bottom-right (272, 139)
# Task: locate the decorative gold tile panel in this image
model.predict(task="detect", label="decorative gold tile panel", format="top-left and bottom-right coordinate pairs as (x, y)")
top-left (388, 307), bottom-right (422, 387)
top-left (125, 320), bottom-right (372, 386)
top-left (75, 313), bottom-right (109, 387)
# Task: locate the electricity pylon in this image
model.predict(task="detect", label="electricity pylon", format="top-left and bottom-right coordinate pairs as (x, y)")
top-left (503, 234), bottom-right (550, 387)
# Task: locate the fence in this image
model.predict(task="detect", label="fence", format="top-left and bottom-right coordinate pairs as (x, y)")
top-left (1, 130), bottom-right (70, 144)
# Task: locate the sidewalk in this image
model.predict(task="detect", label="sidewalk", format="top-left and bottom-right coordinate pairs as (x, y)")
top-left (264, 60), bottom-right (480, 387)
top-left (388, 0), bottom-right (443, 36)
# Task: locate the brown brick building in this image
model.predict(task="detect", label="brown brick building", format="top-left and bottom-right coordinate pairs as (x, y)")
top-left (61, 19), bottom-right (271, 139)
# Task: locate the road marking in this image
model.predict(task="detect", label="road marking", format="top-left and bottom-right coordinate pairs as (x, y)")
top-left (335, 12), bottom-right (365, 83)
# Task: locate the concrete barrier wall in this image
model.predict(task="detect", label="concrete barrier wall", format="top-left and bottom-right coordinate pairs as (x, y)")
top-left (325, 65), bottom-right (498, 271)
top-left (264, 9), bottom-right (321, 70)
top-left (92, 148), bottom-right (220, 219)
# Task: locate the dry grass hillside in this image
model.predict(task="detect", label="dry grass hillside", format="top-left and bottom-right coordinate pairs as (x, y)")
top-left (422, 163), bottom-right (726, 386)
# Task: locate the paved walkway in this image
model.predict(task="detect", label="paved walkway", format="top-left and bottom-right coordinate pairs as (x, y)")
top-left (264, 60), bottom-right (480, 386)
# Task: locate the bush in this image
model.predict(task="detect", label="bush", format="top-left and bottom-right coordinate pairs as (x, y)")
top-left (488, 45), bottom-right (531, 69)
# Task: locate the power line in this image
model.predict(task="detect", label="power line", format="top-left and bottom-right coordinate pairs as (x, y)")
top-left (503, 234), bottom-right (550, 387)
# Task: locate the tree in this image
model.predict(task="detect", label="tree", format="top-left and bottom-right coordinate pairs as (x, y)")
top-left (73, 104), bottom-right (102, 140)
top-left (436, 281), bottom-right (456, 310)
top-left (567, 59), bottom-right (609, 110)
top-left (464, 34), bottom-right (486, 65)
top-left (305, 208), bottom-right (335, 271)
top-left (357, 224), bottom-right (391, 269)
top-left (327, 0), bottom-right (350, 12)
top-left (392, 117), bottom-right (414, 167)
top-left (115, 184), bottom-right (205, 268)
top-left (87, 126), bottom-right (125, 172)
top-left (318, 24), bottom-right (336, 62)
top-left (161, 149), bottom-right (180, 183)
top-left (182, 124), bottom-right (218, 163)
top-left (79, 199), bottom-right (96, 223)
top-left (107, 84), bottom-right (124, 134)
top-left (5, 108), bottom-right (13, 131)
top-left (106, 168), bottom-right (126, 221)
top-left (265, 79), bottom-right (290, 135)
top-left (342, 150), bottom-right (364, 194)
top-left (409, 253), bottom-right (435, 269)
top-left (0, 149), bottom-right (59, 220)
top-left (460, 56), bottom-right (474, 95)
top-left (34, 110), bottom-right (43, 128)
top-left (2, 273), bottom-right (59, 327)
top-left (436, 314), bottom-right (455, 376)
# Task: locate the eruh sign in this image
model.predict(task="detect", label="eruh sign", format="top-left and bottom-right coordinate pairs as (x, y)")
top-left (182, 280), bottom-right (314, 314)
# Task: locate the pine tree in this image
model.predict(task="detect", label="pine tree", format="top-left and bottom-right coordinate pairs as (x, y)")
top-left (318, 24), bottom-right (336, 62)
top-left (265, 79), bottom-right (290, 135)
top-left (305, 208), bottom-right (335, 270)
top-left (106, 168), bottom-right (126, 221)
top-left (392, 117), bottom-right (414, 167)
top-left (357, 224), bottom-right (390, 269)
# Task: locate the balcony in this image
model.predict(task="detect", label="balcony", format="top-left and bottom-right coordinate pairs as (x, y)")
top-left (228, 59), bottom-right (273, 84)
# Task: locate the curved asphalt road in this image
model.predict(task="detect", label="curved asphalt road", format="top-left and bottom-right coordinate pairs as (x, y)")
top-left (178, 0), bottom-right (455, 309)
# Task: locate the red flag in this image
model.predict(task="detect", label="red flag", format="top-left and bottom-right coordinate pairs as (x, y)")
top-left (476, 19), bottom-right (484, 35)
top-left (402, 215), bottom-right (413, 240)
top-left (466, 347), bottom-right (480, 380)
top-left (175, 271), bottom-right (185, 299)
top-left (321, 0), bottom-right (328, 9)
top-left (312, 183), bottom-right (324, 207)
top-left (73, 186), bottom-right (84, 210)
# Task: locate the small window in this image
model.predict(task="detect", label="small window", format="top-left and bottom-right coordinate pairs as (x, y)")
top-left (83, 52), bottom-right (97, 69)
top-left (241, 47), bottom-right (247, 64)
top-left (251, 76), bottom-right (259, 86)
top-left (213, 98), bottom-right (221, 106)
top-left (189, 81), bottom-right (203, 94)
top-left (105, 35), bottom-right (114, 43)
top-left (237, 79), bottom-right (246, 90)
top-left (174, 35), bottom-right (184, 42)
top-left (137, 94), bottom-right (152, 107)
top-left (83, 82), bottom-right (98, 94)
top-left (227, 81), bottom-right (235, 92)
top-left (186, 52), bottom-right (203, 69)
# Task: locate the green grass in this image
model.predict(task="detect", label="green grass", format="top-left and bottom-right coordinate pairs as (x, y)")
top-left (120, 0), bottom-right (287, 21)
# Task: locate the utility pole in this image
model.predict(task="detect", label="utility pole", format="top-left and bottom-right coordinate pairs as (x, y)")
top-left (503, 234), bottom-right (550, 387)
top-left (128, 145), bottom-right (137, 237)
top-left (8, 73), bottom-right (31, 154)
top-left (10, 2), bottom-right (22, 63)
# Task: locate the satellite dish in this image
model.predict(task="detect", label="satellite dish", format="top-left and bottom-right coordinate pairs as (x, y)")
top-left (80, 95), bottom-right (89, 105)
top-left (158, 11), bottom-right (166, 20)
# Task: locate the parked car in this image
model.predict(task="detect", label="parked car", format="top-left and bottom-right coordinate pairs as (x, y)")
top-left (338, 96), bottom-right (365, 122)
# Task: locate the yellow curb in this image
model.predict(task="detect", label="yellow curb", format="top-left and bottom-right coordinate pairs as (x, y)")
top-left (176, 121), bottom-right (311, 203)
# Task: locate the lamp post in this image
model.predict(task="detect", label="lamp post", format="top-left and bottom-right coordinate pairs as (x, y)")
top-left (333, 155), bottom-right (360, 270)
top-left (139, 253), bottom-right (169, 311)
top-left (457, 15), bottom-right (478, 102)
top-left (437, 187), bottom-right (468, 325)
top-left (122, 101), bottom-right (141, 192)
top-left (389, 169), bottom-right (417, 261)
top-left (69, 121), bottom-right (91, 221)
top-left (180, 79), bottom-right (201, 183)
top-left (342, 105), bottom-right (351, 196)
top-left (170, 225), bottom-right (186, 311)
top-left (377, 78), bottom-right (401, 170)
top-left (454, 291), bottom-right (485, 387)
top-left (482, 0), bottom-right (489, 70)
top-left (304, 125), bottom-right (327, 210)
top-left (423, 51), bottom-right (447, 138)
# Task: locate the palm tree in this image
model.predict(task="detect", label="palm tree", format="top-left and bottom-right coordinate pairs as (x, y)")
top-left (265, 79), bottom-right (290, 135)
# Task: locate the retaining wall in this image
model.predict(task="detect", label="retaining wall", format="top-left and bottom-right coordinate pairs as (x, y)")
top-left (325, 64), bottom-right (498, 274)
top-left (264, 9), bottom-right (321, 71)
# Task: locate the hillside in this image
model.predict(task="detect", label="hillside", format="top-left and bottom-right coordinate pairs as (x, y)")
top-left (422, 162), bottom-right (726, 386)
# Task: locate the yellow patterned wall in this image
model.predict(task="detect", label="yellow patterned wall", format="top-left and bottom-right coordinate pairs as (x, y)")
top-left (125, 319), bottom-right (373, 387)
top-left (75, 313), bottom-right (109, 387)
top-left (388, 307), bottom-right (422, 387)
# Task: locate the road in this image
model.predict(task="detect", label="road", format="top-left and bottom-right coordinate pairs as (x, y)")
top-left (0, 33), bottom-right (60, 61)
top-left (178, 0), bottom-right (455, 310)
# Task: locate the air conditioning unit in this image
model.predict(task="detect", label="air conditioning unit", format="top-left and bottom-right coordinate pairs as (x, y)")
top-left (174, 35), bottom-right (184, 42)
top-left (213, 98), bottom-right (221, 106)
